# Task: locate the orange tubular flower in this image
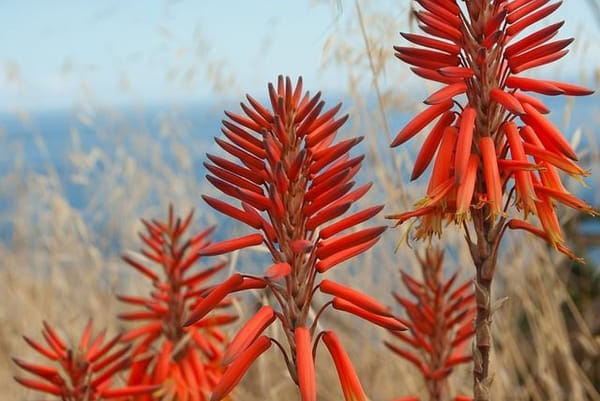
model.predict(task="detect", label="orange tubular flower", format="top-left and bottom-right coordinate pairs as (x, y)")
top-left (389, 0), bottom-right (595, 258)
top-left (185, 76), bottom-right (401, 400)
top-left (14, 321), bottom-right (156, 400)
top-left (386, 248), bottom-right (475, 401)
top-left (118, 206), bottom-right (235, 401)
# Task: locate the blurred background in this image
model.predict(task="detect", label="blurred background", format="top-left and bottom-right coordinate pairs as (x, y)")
top-left (1, 1), bottom-right (599, 399)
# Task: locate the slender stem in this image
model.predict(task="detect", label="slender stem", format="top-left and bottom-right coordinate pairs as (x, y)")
top-left (469, 205), bottom-right (503, 401)
top-left (270, 336), bottom-right (297, 383)
top-left (309, 300), bottom-right (333, 334)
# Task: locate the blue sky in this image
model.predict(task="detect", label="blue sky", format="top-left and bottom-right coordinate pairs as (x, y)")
top-left (1, 1), bottom-right (598, 111)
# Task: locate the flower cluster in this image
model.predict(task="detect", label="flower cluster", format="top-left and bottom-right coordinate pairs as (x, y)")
top-left (14, 321), bottom-right (156, 400)
top-left (388, 0), bottom-right (595, 258)
top-left (185, 75), bottom-right (404, 401)
top-left (119, 206), bottom-right (235, 401)
top-left (387, 248), bottom-right (475, 401)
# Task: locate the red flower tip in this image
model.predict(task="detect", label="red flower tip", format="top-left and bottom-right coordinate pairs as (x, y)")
top-left (424, 82), bottom-right (467, 105)
top-left (507, 219), bottom-right (581, 262)
top-left (22, 335), bottom-right (59, 361)
top-left (411, 111), bottom-right (456, 181)
top-left (534, 185), bottom-right (597, 216)
top-left (211, 336), bottom-right (272, 401)
top-left (202, 195), bottom-right (263, 229)
top-left (490, 88), bottom-right (525, 115)
top-left (320, 279), bottom-right (393, 317)
top-left (13, 376), bottom-right (63, 396)
top-left (333, 297), bottom-right (407, 331)
top-left (319, 204), bottom-right (385, 239)
top-left (194, 314), bottom-right (238, 328)
top-left (198, 233), bottom-right (264, 256)
top-left (391, 100), bottom-right (453, 147)
top-left (234, 276), bottom-right (268, 291)
top-left (295, 326), bottom-right (317, 401)
top-left (99, 384), bottom-right (161, 398)
top-left (223, 306), bottom-right (276, 365)
top-left (521, 103), bottom-right (578, 161)
top-left (385, 340), bottom-right (428, 372)
top-left (322, 331), bottom-right (367, 401)
top-left (291, 239), bottom-right (314, 254)
top-left (315, 226), bottom-right (387, 273)
top-left (185, 274), bottom-right (244, 326)
top-left (316, 226), bottom-right (387, 261)
top-left (12, 358), bottom-right (60, 382)
top-left (264, 262), bottom-right (292, 280)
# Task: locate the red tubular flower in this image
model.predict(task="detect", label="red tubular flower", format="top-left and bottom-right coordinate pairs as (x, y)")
top-left (210, 336), bottom-right (271, 401)
top-left (185, 76), bottom-right (399, 400)
top-left (386, 248), bottom-right (475, 401)
top-left (14, 320), bottom-right (156, 400)
top-left (389, 0), bottom-right (595, 258)
top-left (118, 206), bottom-right (235, 401)
top-left (295, 326), bottom-right (317, 401)
top-left (222, 306), bottom-right (276, 365)
top-left (321, 331), bottom-right (367, 401)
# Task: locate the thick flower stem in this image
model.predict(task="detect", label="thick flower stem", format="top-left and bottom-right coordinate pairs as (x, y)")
top-left (470, 208), bottom-right (500, 401)
top-left (428, 378), bottom-right (445, 401)
top-left (473, 270), bottom-right (492, 401)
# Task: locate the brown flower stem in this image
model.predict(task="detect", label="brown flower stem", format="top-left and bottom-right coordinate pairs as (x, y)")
top-left (426, 369), bottom-right (446, 401)
top-left (473, 270), bottom-right (492, 401)
top-left (469, 206), bottom-right (504, 401)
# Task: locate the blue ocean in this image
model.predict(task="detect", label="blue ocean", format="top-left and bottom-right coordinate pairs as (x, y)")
top-left (0, 95), bottom-right (598, 257)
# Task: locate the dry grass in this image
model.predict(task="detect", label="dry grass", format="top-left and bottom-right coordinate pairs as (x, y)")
top-left (2, 1), bottom-right (600, 400)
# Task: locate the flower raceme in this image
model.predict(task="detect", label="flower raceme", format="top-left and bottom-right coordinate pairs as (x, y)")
top-left (185, 76), bottom-right (404, 401)
top-left (118, 206), bottom-right (235, 401)
top-left (388, 0), bottom-right (595, 258)
top-left (14, 320), bottom-right (156, 400)
top-left (386, 248), bottom-right (475, 401)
